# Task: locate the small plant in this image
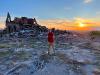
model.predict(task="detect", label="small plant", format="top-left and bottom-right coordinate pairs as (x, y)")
top-left (90, 31), bottom-right (100, 37)
top-left (0, 44), bottom-right (11, 48)
top-left (15, 51), bottom-right (31, 60)
top-left (0, 51), bottom-right (11, 57)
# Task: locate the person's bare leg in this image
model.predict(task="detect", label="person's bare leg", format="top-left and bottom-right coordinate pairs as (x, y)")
top-left (48, 43), bottom-right (51, 55)
top-left (48, 43), bottom-right (54, 55)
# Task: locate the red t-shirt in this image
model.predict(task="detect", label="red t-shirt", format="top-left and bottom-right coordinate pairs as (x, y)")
top-left (48, 32), bottom-right (54, 43)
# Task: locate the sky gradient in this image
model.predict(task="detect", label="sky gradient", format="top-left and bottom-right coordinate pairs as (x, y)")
top-left (0, 0), bottom-right (100, 31)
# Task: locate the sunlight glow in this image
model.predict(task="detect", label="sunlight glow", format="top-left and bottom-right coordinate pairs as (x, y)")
top-left (79, 23), bottom-right (85, 27)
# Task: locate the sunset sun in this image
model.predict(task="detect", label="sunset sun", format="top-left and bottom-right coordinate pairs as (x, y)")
top-left (79, 23), bottom-right (85, 27)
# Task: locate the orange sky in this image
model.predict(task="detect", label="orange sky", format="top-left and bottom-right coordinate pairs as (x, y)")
top-left (0, 17), bottom-right (100, 31)
top-left (0, 22), bottom-right (6, 29)
top-left (38, 17), bottom-right (100, 31)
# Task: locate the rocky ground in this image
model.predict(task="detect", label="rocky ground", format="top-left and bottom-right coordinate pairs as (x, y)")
top-left (0, 32), bottom-right (100, 75)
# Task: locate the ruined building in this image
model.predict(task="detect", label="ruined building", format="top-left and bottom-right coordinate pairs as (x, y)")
top-left (6, 12), bottom-right (38, 33)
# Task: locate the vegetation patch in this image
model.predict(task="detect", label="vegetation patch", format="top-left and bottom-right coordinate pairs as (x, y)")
top-left (90, 31), bottom-right (100, 37)
top-left (0, 44), bottom-right (11, 48)
top-left (0, 51), bottom-right (11, 57)
top-left (15, 51), bottom-right (31, 60)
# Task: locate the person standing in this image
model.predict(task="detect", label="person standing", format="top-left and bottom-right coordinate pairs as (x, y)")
top-left (48, 29), bottom-right (54, 55)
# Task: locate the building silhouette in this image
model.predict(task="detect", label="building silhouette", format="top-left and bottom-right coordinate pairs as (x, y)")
top-left (6, 12), bottom-right (38, 33)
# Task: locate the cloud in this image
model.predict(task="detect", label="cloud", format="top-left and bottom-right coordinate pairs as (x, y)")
top-left (64, 7), bottom-right (72, 10)
top-left (0, 22), bottom-right (6, 29)
top-left (74, 17), bottom-right (100, 27)
top-left (0, 16), bottom-right (6, 29)
top-left (38, 19), bottom-right (71, 25)
top-left (84, 0), bottom-right (93, 3)
top-left (38, 19), bottom-right (73, 30)
top-left (0, 16), bottom-right (6, 22)
top-left (38, 17), bottom-right (100, 31)
top-left (73, 17), bottom-right (92, 23)
top-left (33, 16), bottom-right (39, 19)
top-left (96, 11), bottom-right (100, 15)
top-left (0, 16), bottom-right (99, 31)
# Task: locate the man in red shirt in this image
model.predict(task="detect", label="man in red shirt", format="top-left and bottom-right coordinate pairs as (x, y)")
top-left (48, 29), bottom-right (54, 55)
